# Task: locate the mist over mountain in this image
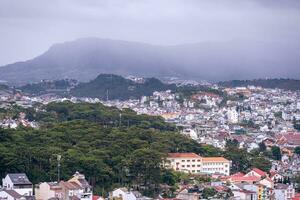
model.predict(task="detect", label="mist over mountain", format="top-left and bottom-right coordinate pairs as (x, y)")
top-left (0, 37), bottom-right (299, 85)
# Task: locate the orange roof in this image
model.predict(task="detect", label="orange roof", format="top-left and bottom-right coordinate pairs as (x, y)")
top-left (202, 157), bottom-right (230, 162)
top-left (168, 153), bottom-right (201, 158)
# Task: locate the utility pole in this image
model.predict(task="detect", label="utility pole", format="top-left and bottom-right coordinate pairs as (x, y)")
top-left (57, 154), bottom-right (61, 182)
top-left (106, 89), bottom-right (109, 101)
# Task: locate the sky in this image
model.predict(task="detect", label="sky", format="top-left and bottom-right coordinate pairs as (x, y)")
top-left (0, 0), bottom-right (300, 66)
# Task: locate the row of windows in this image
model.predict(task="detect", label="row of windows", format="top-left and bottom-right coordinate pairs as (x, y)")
top-left (181, 164), bottom-right (201, 168)
top-left (188, 170), bottom-right (201, 173)
top-left (203, 162), bottom-right (227, 166)
top-left (202, 168), bottom-right (224, 171)
top-left (181, 159), bottom-right (201, 162)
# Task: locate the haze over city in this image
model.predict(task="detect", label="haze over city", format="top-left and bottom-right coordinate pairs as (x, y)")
top-left (0, 0), bottom-right (300, 81)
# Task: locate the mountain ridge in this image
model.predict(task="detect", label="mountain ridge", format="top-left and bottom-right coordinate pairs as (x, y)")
top-left (1, 37), bottom-right (300, 84)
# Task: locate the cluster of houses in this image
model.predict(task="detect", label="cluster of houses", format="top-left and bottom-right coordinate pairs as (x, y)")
top-left (0, 172), bottom-right (154, 200)
top-left (0, 113), bottom-right (38, 129)
top-left (163, 152), bottom-right (300, 200)
top-left (0, 172), bottom-right (93, 200)
top-left (102, 86), bottom-right (300, 140)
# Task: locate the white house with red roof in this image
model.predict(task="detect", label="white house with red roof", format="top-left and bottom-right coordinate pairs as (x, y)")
top-left (245, 168), bottom-right (268, 178)
top-left (166, 153), bottom-right (231, 176)
top-left (259, 177), bottom-right (274, 189)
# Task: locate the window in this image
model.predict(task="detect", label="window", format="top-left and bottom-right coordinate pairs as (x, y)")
top-left (182, 165), bottom-right (185, 167)
top-left (187, 160), bottom-right (190, 162)
top-left (192, 165), bottom-right (195, 167)
top-left (197, 159), bottom-right (201, 162)
top-left (182, 160), bottom-right (185, 162)
top-left (187, 165), bottom-right (190, 167)
top-left (192, 160), bottom-right (195, 162)
top-left (192, 170), bottom-right (195, 172)
top-left (197, 165), bottom-right (201, 167)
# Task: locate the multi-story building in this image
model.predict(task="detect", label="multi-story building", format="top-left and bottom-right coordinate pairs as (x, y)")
top-left (1, 173), bottom-right (33, 196)
top-left (274, 184), bottom-right (295, 200)
top-left (166, 153), bottom-right (231, 176)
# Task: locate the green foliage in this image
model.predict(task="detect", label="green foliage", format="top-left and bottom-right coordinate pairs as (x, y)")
top-left (294, 118), bottom-right (300, 131)
top-left (202, 187), bottom-right (217, 199)
top-left (293, 174), bottom-right (300, 192)
top-left (274, 111), bottom-right (282, 119)
top-left (250, 156), bottom-right (272, 172)
top-left (70, 74), bottom-right (176, 100)
top-left (258, 142), bottom-right (267, 152)
top-left (175, 85), bottom-right (224, 102)
top-left (225, 139), bottom-right (239, 149)
top-left (294, 146), bottom-right (300, 155)
top-left (18, 79), bottom-right (76, 96)
top-left (0, 102), bottom-right (212, 196)
top-left (271, 146), bottom-right (282, 160)
top-left (223, 139), bottom-right (271, 173)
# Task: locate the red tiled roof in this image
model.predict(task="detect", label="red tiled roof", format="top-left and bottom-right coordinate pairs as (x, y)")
top-left (276, 132), bottom-right (300, 145)
top-left (168, 153), bottom-right (201, 158)
top-left (202, 157), bottom-right (230, 162)
top-left (93, 196), bottom-right (100, 200)
top-left (229, 176), bottom-right (261, 183)
top-left (251, 168), bottom-right (267, 177)
top-left (231, 172), bottom-right (245, 177)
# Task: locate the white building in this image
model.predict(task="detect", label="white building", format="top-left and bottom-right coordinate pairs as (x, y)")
top-left (111, 188), bottom-right (137, 200)
top-left (1, 173), bottom-right (33, 196)
top-left (166, 153), bottom-right (231, 176)
top-left (274, 184), bottom-right (295, 200)
top-left (0, 190), bottom-right (23, 200)
top-left (227, 108), bottom-right (239, 124)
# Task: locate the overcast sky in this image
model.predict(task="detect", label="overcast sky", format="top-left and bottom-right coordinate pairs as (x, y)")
top-left (0, 0), bottom-right (300, 66)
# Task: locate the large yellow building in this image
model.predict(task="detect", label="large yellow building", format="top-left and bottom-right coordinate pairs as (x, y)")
top-left (166, 153), bottom-right (231, 176)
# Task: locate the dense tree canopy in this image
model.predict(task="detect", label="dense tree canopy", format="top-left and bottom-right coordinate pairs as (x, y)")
top-left (0, 102), bottom-right (216, 196)
top-left (0, 102), bottom-right (273, 196)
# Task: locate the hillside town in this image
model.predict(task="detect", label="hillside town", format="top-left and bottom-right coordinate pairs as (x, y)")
top-left (1, 82), bottom-right (300, 200)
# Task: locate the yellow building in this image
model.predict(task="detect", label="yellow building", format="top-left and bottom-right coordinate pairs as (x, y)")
top-left (166, 153), bottom-right (231, 176)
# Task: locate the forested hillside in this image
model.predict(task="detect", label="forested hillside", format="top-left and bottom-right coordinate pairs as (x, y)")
top-left (219, 79), bottom-right (300, 91)
top-left (0, 102), bottom-right (212, 195)
top-left (70, 74), bottom-right (176, 100)
top-left (0, 102), bottom-right (272, 196)
top-left (18, 79), bottom-right (78, 96)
